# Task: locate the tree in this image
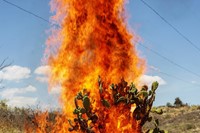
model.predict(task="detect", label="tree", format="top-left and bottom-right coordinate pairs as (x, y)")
top-left (166, 102), bottom-right (172, 107)
top-left (174, 97), bottom-right (183, 107)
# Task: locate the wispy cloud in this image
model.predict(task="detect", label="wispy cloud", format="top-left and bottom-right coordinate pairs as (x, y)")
top-left (149, 65), bottom-right (160, 72)
top-left (36, 76), bottom-right (49, 83)
top-left (0, 65), bottom-right (31, 81)
top-left (34, 65), bottom-right (50, 83)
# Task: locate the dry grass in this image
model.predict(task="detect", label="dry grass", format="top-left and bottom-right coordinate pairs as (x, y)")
top-left (0, 100), bottom-right (200, 133)
top-left (143, 105), bottom-right (200, 133)
top-left (0, 101), bottom-right (26, 133)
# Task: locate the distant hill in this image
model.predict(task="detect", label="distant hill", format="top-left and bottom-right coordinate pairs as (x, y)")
top-left (143, 105), bottom-right (200, 133)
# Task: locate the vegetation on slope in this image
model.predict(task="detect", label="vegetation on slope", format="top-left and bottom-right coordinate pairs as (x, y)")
top-left (0, 98), bottom-right (200, 133)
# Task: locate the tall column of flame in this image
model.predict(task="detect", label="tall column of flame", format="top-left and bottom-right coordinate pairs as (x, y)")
top-left (45, 0), bottom-right (145, 132)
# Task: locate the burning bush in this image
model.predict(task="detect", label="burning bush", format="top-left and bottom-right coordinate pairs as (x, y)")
top-left (67, 77), bottom-right (159, 132)
top-left (32, 0), bottom-right (166, 132)
top-left (26, 77), bottom-right (166, 133)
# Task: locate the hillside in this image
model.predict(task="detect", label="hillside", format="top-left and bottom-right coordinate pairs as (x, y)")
top-left (0, 100), bottom-right (200, 132)
top-left (143, 105), bottom-right (200, 133)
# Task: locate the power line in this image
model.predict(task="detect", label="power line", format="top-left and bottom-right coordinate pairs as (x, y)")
top-left (2, 0), bottom-right (49, 23)
top-left (140, 0), bottom-right (200, 53)
top-left (159, 71), bottom-right (189, 83)
top-left (149, 66), bottom-right (200, 87)
top-left (149, 66), bottom-right (192, 84)
top-left (138, 42), bottom-right (200, 79)
top-left (3, 0), bottom-right (200, 80)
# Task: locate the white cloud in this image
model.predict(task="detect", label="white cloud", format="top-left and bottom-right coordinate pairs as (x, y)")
top-left (49, 85), bottom-right (61, 94)
top-left (149, 65), bottom-right (160, 72)
top-left (7, 96), bottom-right (38, 108)
top-left (34, 65), bottom-right (50, 75)
top-left (0, 85), bottom-right (37, 107)
top-left (139, 75), bottom-right (166, 87)
top-left (0, 65), bottom-right (31, 81)
top-left (1, 85), bottom-right (37, 98)
top-left (36, 76), bottom-right (49, 83)
top-left (34, 65), bottom-right (50, 83)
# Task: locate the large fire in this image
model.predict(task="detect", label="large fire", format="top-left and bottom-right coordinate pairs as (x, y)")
top-left (42, 0), bottom-right (145, 132)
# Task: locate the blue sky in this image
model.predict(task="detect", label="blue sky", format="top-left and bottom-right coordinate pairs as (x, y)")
top-left (0, 0), bottom-right (200, 108)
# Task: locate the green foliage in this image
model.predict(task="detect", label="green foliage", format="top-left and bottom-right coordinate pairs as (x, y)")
top-left (101, 99), bottom-right (110, 108)
top-left (174, 97), bottom-right (184, 107)
top-left (68, 90), bottom-right (98, 132)
top-left (144, 107), bottom-right (167, 133)
top-left (151, 108), bottom-right (163, 115)
top-left (0, 99), bottom-right (8, 109)
top-left (83, 96), bottom-right (91, 111)
top-left (145, 119), bottom-right (168, 133)
top-left (68, 77), bottom-right (163, 132)
top-left (166, 102), bottom-right (172, 107)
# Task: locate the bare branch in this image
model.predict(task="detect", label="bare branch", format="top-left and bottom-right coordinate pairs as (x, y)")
top-left (0, 58), bottom-right (12, 89)
top-left (0, 58), bottom-right (12, 70)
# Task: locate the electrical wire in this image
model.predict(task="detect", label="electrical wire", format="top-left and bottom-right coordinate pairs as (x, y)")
top-left (138, 42), bottom-right (200, 78)
top-left (2, 0), bottom-right (50, 23)
top-left (140, 0), bottom-right (200, 53)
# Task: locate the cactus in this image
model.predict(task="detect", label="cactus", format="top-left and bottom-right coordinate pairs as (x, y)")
top-left (68, 90), bottom-right (98, 133)
top-left (145, 107), bottom-right (166, 133)
top-left (101, 99), bottom-right (110, 108)
top-left (83, 96), bottom-right (91, 111)
top-left (145, 119), bottom-right (168, 133)
top-left (68, 76), bottom-right (164, 132)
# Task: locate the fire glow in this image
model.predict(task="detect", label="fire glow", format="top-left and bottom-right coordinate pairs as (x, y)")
top-left (42, 0), bottom-right (145, 132)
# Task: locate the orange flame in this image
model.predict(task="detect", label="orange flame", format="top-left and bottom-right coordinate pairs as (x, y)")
top-left (45, 0), bottom-right (145, 132)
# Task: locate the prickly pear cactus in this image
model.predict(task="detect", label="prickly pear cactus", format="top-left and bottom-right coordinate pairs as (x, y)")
top-left (68, 76), bottom-right (165, 132)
